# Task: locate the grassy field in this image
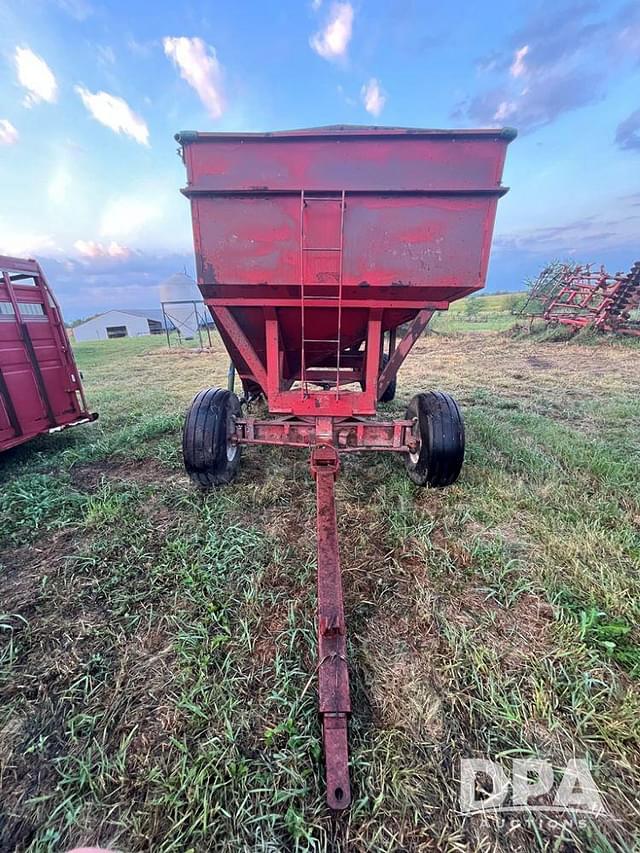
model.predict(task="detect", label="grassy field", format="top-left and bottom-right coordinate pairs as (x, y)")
top-left (428, 293), bottom-right (524, 334)
top-left (1, 320), bottom-right (639, 852)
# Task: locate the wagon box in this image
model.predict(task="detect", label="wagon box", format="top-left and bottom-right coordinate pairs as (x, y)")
top-left (0, 255), bottom-right (96, 454)
top-left (176, 125), bottom-right (516, 808)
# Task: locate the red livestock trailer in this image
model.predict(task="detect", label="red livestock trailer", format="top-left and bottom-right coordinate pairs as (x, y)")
top-left (176, 125), bottom-right (515, 808)
top-left (0, 256), bottom-right (95, 454)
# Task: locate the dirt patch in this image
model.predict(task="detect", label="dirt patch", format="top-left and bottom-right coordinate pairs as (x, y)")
top-left (0, 528), bottom-right (85, 616)
top-left (526, 355), bottom-right (553, 369)
top-left (260, 500), bottom-right (313, 552)
top-left (445, 587), bottom-right (554, 669)
top-left (359, 609), bottom-right (444, 742)
top-left (70, 458), bottom-right (175, 491)
top-left (251, 604), bottom-right (289, 666)
top-left (427, 526), bottom-right (474, 572)
top-left (115, 626), bottom-right (182, 766)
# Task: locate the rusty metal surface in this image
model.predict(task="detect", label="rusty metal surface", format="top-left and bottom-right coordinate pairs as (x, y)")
top-left (178, 125), bottom-right (514, 412)
top-left (311, 444), bottom-right (351, 810)
top-left (0, 255), bottom-right (95, 453)
top-left (178, 126), bottom-right (515, 193)
top-left (235, 416), bottom-right (416, 451)
top-left (377, 308), bottom-right (434, 399)
top-left (539, 261), bottom-right (640, 334)
top-left (190, 194), bottom-right (502, 292)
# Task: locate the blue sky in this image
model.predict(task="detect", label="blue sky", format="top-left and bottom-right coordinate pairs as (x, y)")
top-left (0, 0), bottom-right (638, 320)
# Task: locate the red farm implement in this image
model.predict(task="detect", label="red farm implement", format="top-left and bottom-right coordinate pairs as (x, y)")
top-left (0, 256), bottom-right (95, 454)
top-left (176, 125), bottom-right (516, 808)
top-left (524, 261), bottom-right (640, 336)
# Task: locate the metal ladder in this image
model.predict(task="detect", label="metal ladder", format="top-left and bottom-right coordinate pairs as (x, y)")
top-left (299, 190), bottom-right (346, 398)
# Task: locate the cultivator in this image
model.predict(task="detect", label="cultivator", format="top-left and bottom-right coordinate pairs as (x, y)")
top-left (176, 125), bottom-right (515, 808)
top-left (524, 261), bottom-right (640, 336)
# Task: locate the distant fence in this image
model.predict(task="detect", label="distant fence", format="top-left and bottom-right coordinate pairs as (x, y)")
top-left (160, 300), bottom-right (214, 348)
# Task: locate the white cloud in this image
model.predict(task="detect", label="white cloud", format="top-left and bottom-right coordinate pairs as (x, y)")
top-left (310, 2), bottom-right (354, 61)
top-left (55, 0), bottom-right (93, 20)
top-left (361, 78), bottom-right (386, 116)
top-left (163, 36), bottom-right (224, 119)
top-left (0, 119), bottom-right (19, 145)
top-left (74, 239), bottom-right (131, 258)
top-left (493, 100), bottom-right (517, 121)
top-left (311, 0), bottom-right (322, 9)
top-left (0, 231), bottom-right (58, 256)
top-left (127, 37), bottom-right (153, 58)
top-left (75, 86), bottom-right (149, 145)
top-left (96, 45), bottom-right (116, 66)
top-left (100, 196), bottom-right (161, 239)
top-left (48, 166), bottom-right (71, 204)
top-left (14, 47), bottom-right (58, 107)
top-left (510, 45), bottom-right (529, 78)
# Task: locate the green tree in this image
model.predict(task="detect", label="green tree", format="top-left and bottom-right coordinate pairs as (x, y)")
top-left (505, 292), bottom-right (526, 315)
top-left (463, 296), bottom-right (481, 321)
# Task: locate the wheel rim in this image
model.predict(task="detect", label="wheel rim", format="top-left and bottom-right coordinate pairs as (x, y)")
top-left (226, 412), bottom-right (239, 462)
top-left (408, 417), bottom-right (421, 465)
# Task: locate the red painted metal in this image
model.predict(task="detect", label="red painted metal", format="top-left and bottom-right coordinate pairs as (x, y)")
top-left (377, 308), bottom-right (434, 400)
top-left (177, 125), bottom-right (515, 413)
top-left (537, 261), bottom-right (640, 335)
top-left (310, 444), bottom-right (351, 810)
top-left (235, 416), bottom-right (417, 451)
top-left (0, 255), bottom-right (96, 453)
top-left (177, 125), bottom-right (514, 808)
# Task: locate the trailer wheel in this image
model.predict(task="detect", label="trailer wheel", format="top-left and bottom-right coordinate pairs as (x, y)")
top-left (379, 354), bottom-right (397, 402)
top-left (404, 391), bottom-right (464, 487)
top-left (183, 387), bottom-right (242, 488)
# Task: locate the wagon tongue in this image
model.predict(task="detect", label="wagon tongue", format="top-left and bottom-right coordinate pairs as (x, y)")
top-left (311, 444), bottom-right (352, 809)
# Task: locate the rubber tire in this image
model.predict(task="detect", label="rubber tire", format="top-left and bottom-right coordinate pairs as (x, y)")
top-left (379, 353), bottom-right (397, 403)
top-left (360, 352), bottom-right (397, 402)
top-left (183, 388), bottom-right (242, 488)
top-left (404, 391), bottom-right (464, 487)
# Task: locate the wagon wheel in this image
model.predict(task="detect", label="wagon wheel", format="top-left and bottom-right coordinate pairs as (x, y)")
top-left (404, 391), bottom-right (464, 486)
top-left (359, 353), bottom-right (397, 401)
top-left (183, 387), bottom-right (242, 488)
top-left (378, 353), bottom-right (397, 403)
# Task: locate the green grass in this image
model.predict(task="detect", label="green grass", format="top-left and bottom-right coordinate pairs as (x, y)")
top-left (431, 291), bottom-right (526, 333)
top-left (0, 330), bottom-right (639, 851)
top-left (448, 291), bottom-right (526, 314)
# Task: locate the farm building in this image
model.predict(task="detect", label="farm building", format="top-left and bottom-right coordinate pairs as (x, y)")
top-left (73, 309), bottom-right (171, 342)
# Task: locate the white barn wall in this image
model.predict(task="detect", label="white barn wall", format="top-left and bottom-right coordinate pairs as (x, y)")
top-left (74, 310), bottom-right (154, 342)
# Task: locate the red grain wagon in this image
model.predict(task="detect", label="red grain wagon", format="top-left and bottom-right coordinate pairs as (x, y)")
top-left (0, 256), bottom-right (95, 455)
top-left (176, 125), bottom-right (515, 808)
